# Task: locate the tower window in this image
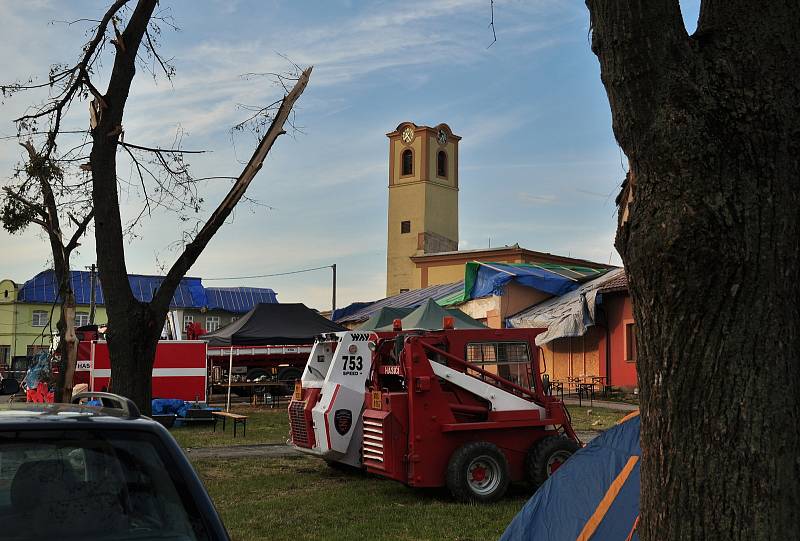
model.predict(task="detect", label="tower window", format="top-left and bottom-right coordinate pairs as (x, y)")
top-left (437, 151), bottom-right (447, 177)
top-left (401, 149), bottom-right (413, 176)
top-left (401, 221), bottom-right (411, 234)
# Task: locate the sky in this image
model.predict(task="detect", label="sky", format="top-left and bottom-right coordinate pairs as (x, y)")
top-left (0, 0), bottom-right (701, 312)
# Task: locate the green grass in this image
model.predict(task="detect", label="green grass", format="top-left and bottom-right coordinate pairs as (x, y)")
top-left (169, 406), bottom-right (290, 449)
top-left (565, 405), bottom-right (629, 432)
top-left (169, 405), bottom-right (630, 450)
top-left (194, 454), bottom-right (529, 541)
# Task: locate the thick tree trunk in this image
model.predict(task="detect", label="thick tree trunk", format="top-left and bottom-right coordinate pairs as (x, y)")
top-left (105, 301), bottom-right (162, 412)
top-left (587, 1), bottom-right (800, 539)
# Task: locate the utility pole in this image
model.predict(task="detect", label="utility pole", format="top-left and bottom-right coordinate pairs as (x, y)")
top-left (331, 264), bottom-right (337, 315)
top-left (88, 263), bottom-right (97, 325)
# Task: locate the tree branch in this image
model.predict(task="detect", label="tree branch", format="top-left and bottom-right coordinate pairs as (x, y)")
top-left (119, 141), bottom-right (206, 154)
top-left (151, 66), bottom-right (313, 313)
top-left (2, 187), bottom-right (47, 220)
top-left (15, 0), bottom-right (131, 155)
top-left (64, 208), bottom-right (95, 255)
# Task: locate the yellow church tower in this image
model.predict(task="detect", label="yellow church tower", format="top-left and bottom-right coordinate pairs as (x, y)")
top-left (386, 122), bottom-right (461, 296)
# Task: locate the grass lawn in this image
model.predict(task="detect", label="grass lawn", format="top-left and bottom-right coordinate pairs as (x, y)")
top-left (169, 404), bottom-right (629, 450)
top-left (170, 406), bottom-right (290, 449)
top-left (181, 404), bottom-right (631, 540)
top-left (565, 405), bottom-right (630, 432)
top-left (194, 454), bottom-right (530, 541)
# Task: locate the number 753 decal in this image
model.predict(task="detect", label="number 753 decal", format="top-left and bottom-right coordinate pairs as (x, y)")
top-left (342, 355), bottom-right (363, 372)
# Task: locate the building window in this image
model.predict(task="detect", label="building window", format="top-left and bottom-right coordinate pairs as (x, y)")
top-left (437, 151), bottom-right (447, 177)
top-left (400, 220), bottom-right (411, 234)
top-left (3, 290), bottom-right (8, 298)
top-left (206, 316), bottom-right (221, 332)
top-left (625, 322), bottom-right (637, 362)
top-left (0, 345), bottom-right (9, 368)
top-left (183, 314), bottom-right (194, 329)
top-left (75, 312), bottom-right (89, 327)
top-left (399, 289), bottom-right (410, 293)
top-left (32, 310), bottom-right (49, 327)
top-left (401, 149), bottom-right (413, 176)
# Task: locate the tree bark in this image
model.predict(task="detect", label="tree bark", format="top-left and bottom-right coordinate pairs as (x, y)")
top-left (586, 1), bottom-right (800, 539)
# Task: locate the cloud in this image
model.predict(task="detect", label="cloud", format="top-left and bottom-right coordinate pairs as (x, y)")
top-left (518, 192), bottom-right (557, 205)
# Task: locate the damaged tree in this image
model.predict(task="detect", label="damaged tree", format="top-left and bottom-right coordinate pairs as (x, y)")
top-left (1, 143), bottom-right (93, 402)
top-left (586, 1), bottom-right (799, 539)
top-left (3, 0), bottom-right (311, 413)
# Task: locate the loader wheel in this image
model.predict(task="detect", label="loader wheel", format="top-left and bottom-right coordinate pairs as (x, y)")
top-left (446, 441), bottom-right (510, 503)
top-left (526, 435), bottom-right (580, 487)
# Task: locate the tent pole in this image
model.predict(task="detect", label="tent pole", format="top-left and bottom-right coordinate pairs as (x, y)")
top-left (226, 347), bottom-right (233, 412)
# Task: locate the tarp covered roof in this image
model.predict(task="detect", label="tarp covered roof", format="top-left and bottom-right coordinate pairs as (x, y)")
top-left (507, 268), bottom-right (626, 345)
top-left (501, 412), bottom-right (641, 541)
top-left (334, 281), bottom-right (464, 324)
top-left (16, 270), bottom-right (277, 314)
top-left (444, 261), bottom-right (611, 305)
top-left (360, 299), bottom-right (485, 331)
top-left (202, 303), bottom-right (345, 346)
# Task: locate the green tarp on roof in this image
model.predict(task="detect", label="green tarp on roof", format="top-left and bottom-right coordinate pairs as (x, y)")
top-left (368, 298), bottom-right (485, 331)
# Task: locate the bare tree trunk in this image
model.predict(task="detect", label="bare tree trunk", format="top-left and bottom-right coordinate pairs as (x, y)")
top-left (89, 0), bottom-right (311, 414)
top-left (586, 1), bottom-right (800, 539)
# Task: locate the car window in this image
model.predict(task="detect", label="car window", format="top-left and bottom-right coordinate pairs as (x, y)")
top-left (0, 429), bottom-right (210, 540)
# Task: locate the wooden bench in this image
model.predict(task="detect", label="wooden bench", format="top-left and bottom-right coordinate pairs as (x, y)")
top-left (212, 411), bottom-right (248, 438)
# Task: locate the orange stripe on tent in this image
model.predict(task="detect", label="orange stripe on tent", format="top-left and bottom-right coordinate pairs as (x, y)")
top-left (616, 409), bottom-right (640, 425)
top-left (575, 455), bottom-right (640, 541)
top-left (625, 515), bottom-right (640, 541)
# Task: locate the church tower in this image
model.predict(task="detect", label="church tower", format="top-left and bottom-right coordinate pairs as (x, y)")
top-left (386, 122), bottom-right (460, 296)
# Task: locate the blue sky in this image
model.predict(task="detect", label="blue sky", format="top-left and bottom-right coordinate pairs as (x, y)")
top-left (0, 0), bottom-right (701, 311)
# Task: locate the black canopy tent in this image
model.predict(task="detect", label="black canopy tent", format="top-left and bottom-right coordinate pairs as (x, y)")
top-left (202, 303), bottom-right (346, 346)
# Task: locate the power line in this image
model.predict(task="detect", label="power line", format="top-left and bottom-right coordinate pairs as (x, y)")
top-left (201, 264), bottom-right (334, 281)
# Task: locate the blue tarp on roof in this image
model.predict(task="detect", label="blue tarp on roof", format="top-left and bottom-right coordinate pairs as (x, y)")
top-left (334, 281), bottom-right (464, 324)
top-left (501, 414), bottom-right (641, 541)
top-left (471, 263), bottom-right (581, 299)
top-left (17, 270), bottom-right (277, 314)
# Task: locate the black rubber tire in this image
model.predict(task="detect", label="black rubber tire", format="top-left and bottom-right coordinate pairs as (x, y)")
top-left (446, 441), bottom-right (510, 503)
top-left (277, 366), bottom-right (303, 395)
top-left (525, 435), bottom-right (580, 487)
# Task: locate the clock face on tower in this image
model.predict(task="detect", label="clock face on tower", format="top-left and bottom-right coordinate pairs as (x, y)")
top-left (437, 129), bottom-right (447, 145)
top-left (401, 126), bottom-right (414, 144)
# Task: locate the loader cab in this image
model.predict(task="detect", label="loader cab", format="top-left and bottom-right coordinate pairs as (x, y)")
top-left (369, 328), bottom-right (548, 401)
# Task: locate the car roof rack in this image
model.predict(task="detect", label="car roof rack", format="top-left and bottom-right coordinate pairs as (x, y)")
top-left (71, 392), bottom-right (141, 419)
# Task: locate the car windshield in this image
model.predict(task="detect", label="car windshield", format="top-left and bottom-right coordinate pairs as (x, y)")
top-left (0, 429), bottom-right (210, 540)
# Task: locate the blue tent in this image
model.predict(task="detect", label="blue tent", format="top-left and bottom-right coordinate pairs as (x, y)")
top-left (501, 412), bottom-right (641, 541)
